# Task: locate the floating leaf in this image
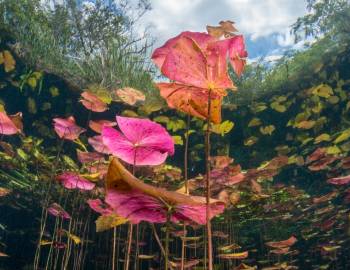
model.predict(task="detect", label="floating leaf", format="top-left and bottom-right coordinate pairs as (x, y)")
top-left (172, 135), bottom-right (183, 145)
top-left (205, 120), bottom-right (234, 136)
top-left (326, 145), bottom-right (341, 155)
top-left (1, 50), bottom-right (16, 72)
top-left (0, 187), bottom-right (11, 197)
top-left (334, 129), bottom-right (350, 144)
top-left (260, 125), bottom-right (275, 135)
top-left (27, 97), bottom-right (37, 114)
top-left (102, 116), bottom-right (174, 166)
top-left (138, 254), bottom-right (155, 260)
top-left (311, 84), bottom-right (333, 98)
top-left (95, 214), bottom-right (128, 232)
top-left (49, 87), bottom-right (60, 97)
top-left (314, 133), bottom-right (331, 144)
top-left (218, 251), bottom-right (248, 259)
top-left (248, 118), bottom-right (262, 127)
top-left (295, 120), bottom-right (315, 129)
top-left (244, 136), bottom-right (258, 146)
top-left (115, 87), bottom-right (146, 105)
top-left (61, 230), bottom-right (81, 244)
top-left (270, 102), bottom-right (286, 113)
top-left (80, 91), bottom-right (108, 112)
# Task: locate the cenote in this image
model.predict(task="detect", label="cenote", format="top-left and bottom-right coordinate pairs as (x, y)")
top-left (0, 0), bottom-right (350, 269)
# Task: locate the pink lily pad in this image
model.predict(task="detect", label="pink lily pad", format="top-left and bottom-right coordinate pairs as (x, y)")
top-left (104, 158), bottom-right (225, 225)
top-left (102, 116), bottom-right (174, 166)
top-left (327, 174), bottom-right (350, 185)
top-left (0, 111), bottom-right (20, 135)
top-left (80, 91), bottom-right (108, 112)
top-left (89, 119), bottom-right (116, 133)
top-left (56, 172), bottom-right (95, 190)
top-left (77, 150), bottom-right (105, 164)
top-left (105, 189), bottom-right (224, 225)
top-left (88, 135), bottom-right (110, 154)
top-left (53, 116), bottom-right (86, 141)
top-left (87, 199), bottom-right (113, 215)
top-left (47, 203), bottom-right (71, 219)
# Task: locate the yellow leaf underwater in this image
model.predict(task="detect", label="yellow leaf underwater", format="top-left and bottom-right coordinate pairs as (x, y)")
top-left (218, 251), bottom-right (248, 259)
top-left (295, 120), bottom-right (316, 129)
top-left (207, 120), bottom-right (234, 136)
top-left (311, 84), bottom-right (333, 98)
top-left (244, 136), bottom-right (258, 146)
top-left (270, 102), bottom-right (286, 113)
top-left (62, 230), bottom-right (81, 244)
top-left (260, 125), bottom-right (275, 135)
top-left (334, 129), bottom-right (350, 144)
top-left (95, 214), bottom-right (128, 232)
top-left (138, 254), bottom-right (155, 260)
top-left (172, 135), bottom-right (183, 145)
top-left (1, 50), bottom-right (16, 72)
top-left (248, 118), bottom-right (262, 127)
top-left (314, 133), bottom-right (331, 144)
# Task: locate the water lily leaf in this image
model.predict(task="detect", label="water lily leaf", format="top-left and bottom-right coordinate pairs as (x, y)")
top-left (138, 254), bottom-right (155, 260)
top-left (27, 98), bottom-right (37, 114)
top-left (0, 187), bottom-right (11, 197)
top-left (295, 120), bottom-right (316, 129)
top-left (311, 84), bottom-right (333, 98)
top-left (115, 87), bottom-right (145, 106)
top-left (244, 136), bottom-right (258, 146)
top-left (1, 50), bottom-right (16, 72)
top-left (138, 100), bottom-right (163, 115)
top-left (218, 251), bottom-right (248, 259)
top-left (260, 125), bottom-right (275, 135)
top-left (95, 214), bottom-right (128, 232)
top-left (265, 236), bottom-right (297, 249)
top-left (153, 116), bottom-right (169, 124)
top-left (167, 119), bottom-right (186, 132)
top-left (325, 146), bottom-right (341, 155)
top-left (328, 95), bottom-right (339, 104)
top-left (248, 118), bottom-right (262, 127)
top-left (270, 102), bottom-right (286, 113)
top-left (206, 120), bottom-right (234, 136)
top-left (121, 110), bottom-right (138, 117)
top-left (250, 103), bottom-right (267, 113)
top-left (172, 135), bottom-right (183, 145)
top-left (49, 87), bottom-right (60, 97)
top-left (334, 129), bottom-right (350, 144)
top-left (314, 133), bottom-right (331, 144)
top-left (61, 230), bottom-right (81, 244)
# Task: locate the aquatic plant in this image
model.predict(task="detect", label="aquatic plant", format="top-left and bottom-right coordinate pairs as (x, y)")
top-left (1, 5), bottom-right (350, 269)
top-left (102, 116), bottom-right (174, 166)
top-left (152, 21), bottom-right (247, 270)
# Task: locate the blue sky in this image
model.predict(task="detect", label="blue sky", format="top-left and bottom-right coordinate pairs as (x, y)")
top-left (139, 0), bottom-right (308, 60)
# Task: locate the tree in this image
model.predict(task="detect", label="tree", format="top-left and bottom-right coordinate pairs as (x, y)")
top-left (292, 0), bottom-right (350, 41)
top-left (0, 0), bottom-right (155, 92)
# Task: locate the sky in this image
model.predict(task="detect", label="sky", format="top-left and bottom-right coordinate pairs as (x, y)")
top-left (139, 0), bottom-right (309, 60)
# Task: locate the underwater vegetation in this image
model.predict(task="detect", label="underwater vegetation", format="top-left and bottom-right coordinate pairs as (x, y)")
top-left (0, 0), bottom-right (350, 270)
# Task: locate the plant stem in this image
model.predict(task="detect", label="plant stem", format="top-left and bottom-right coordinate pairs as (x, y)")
top-left (165, 211), bottom-right (171, 270)
top-left (124, 151), bottom-right (137, 270)
top-left (112, 227), bottom-right (116, 270)
top-left (181, 115), bottom-right (190, 270)
top-left (205, 89), bottom-right (213, 270)
top-left (124, 224), bottom-right (133, 270)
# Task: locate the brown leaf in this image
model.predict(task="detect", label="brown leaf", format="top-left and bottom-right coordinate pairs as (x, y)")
top-left (106, 158), bottom-right (223, 206)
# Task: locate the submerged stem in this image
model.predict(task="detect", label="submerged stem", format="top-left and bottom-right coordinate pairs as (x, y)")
top-left (205, 89), bottom-right (213, 270)
top-left (181, 115), bottom-right (190, 270)
top-left (112, 227), bottom-right (117, 270)
top-left (165, 210), bottom-right (171, 270)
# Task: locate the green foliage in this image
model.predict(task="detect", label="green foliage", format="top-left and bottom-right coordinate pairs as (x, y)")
top-left (0, 0), bottom-right (155, 93)
top-left (292, 0), bottom-right (350, 41)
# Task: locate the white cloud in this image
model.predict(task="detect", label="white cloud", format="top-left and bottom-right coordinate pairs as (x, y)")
top-left (139, 0), bottom-right (307, 48)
